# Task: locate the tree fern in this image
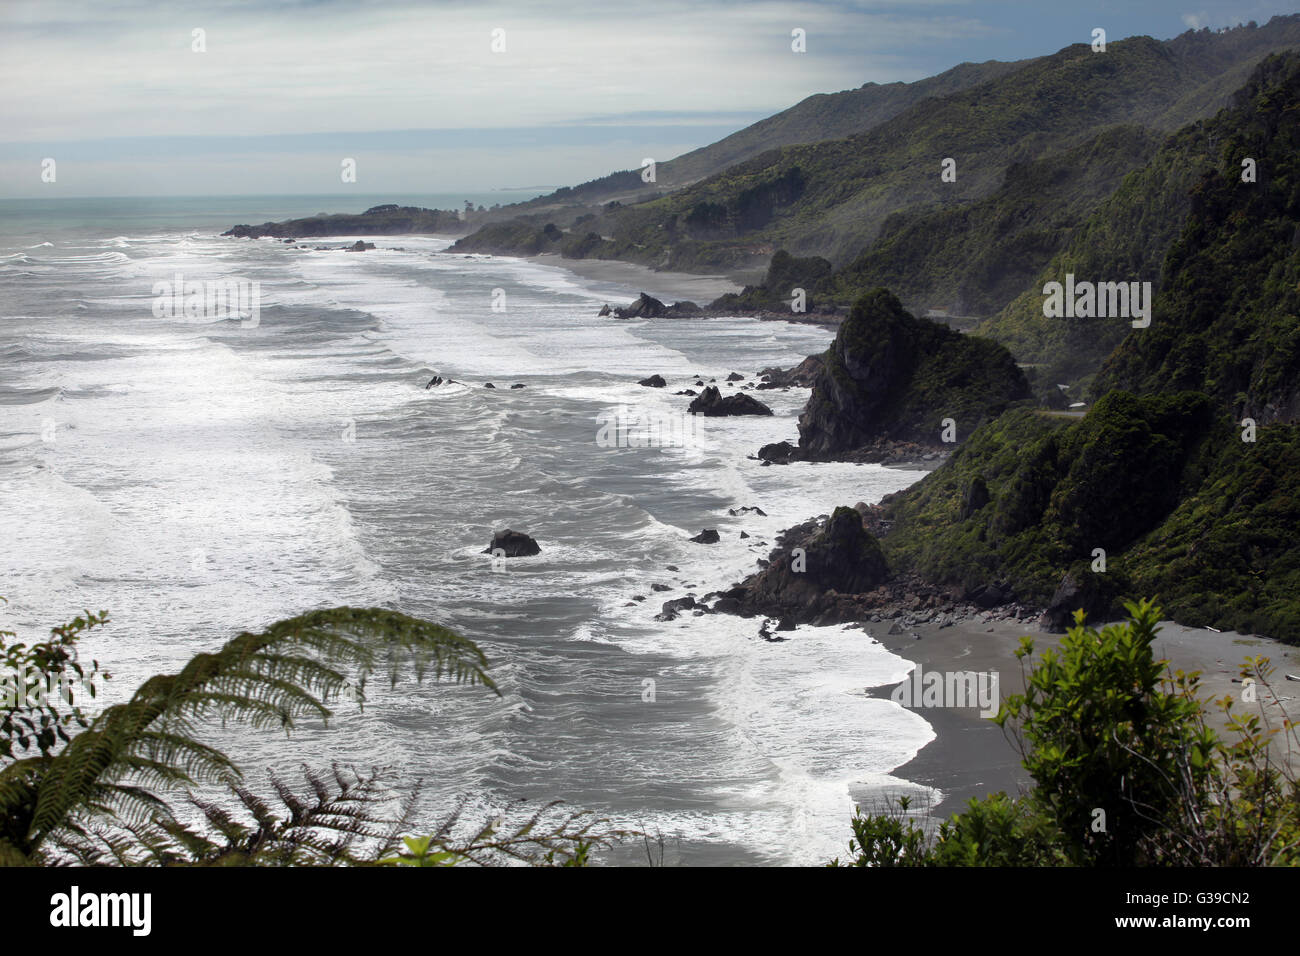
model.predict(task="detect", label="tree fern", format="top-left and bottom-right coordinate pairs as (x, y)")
top-left (1, 606), bottom-right (495, 861)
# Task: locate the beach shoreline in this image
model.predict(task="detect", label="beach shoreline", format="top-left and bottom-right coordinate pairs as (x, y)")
top-left (863, 613), bottom-right (1300, 822)
top-left (529, 252), bottom-right (744, 303)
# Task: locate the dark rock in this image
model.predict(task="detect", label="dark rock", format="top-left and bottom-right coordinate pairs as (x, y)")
top-left (1040, 570), bottom-right (1114, 632)
top-left (758, 441), bottom-right (798, 463)
top-left (425, 376), bottom-right (444, 389)
top-left (796, 290), bottom-right (1030, 458)
top-left (651, 583), bottom-right (671, 592)
top-left (726, 372), bottom-right (745, 382)
top-left (347, 240), bottom-right (375, 251)
top-left (614, 292), bottom-right (668, 319)
top-left (638, 374), bottom-right (667, 388)
top-left (656, 595), bottom-right (698, 621)
top-left (484, 382), bottom-right (495, 389)
top-left (757, 355), bottom-right (824, 390)
top-left (739, 531), bottom-right (750, 539)
top-left (597, 304), bottom-right (612, 317)
top-left (690, 528), bottom-right (720, 544)
top-left (728, 506), bottom-right (768, 517)
top-left (730, 507), bottom-right (889, 622)
top-left (961, 476), bottom-right (990, 519)
top-left (675, 389), bottom-right (698, 396)
top-left (966, 582), bottom-right (1012, 610)
top-left (664, 301), bottom-right (702, 317)
top-left (482, 529), bottom-right (541, 558)
top-left (694, 380), bottom-right (705, 387)
top-left (688, 386), bottom-right (773, 417)
top-left (510, 383), bottom-right (526, 389)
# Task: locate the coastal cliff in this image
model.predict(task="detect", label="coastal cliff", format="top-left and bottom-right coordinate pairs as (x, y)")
top-left (793, 289), bottom-right (1030, 458)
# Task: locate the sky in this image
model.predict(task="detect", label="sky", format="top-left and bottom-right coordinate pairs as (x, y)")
top-left (1, 0), bottom-right (1294, 197)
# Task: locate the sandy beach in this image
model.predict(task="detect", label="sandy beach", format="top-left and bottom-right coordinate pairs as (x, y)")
top-left (867, 613), bottom-right (1300, 820)
top-left (529, 252), bottom-right (745, 304)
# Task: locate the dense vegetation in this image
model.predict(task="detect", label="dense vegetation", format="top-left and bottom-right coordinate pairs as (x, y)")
top-left (489, 58), bottom-right (1034, 214)
top-left (874, 392), bottom-right (1300, 641)
top-left (835, 601), bottom-right (1300, 866)
top-left (798, 290), bottom-right (1030, 453)
top-left (816, 126), bottom-right (1162, 320)
top-left (836, 51), bottom-right (1300, 646)
top-left (453, 18), bottom-right (1300, 277)
top-left (979, 48), bottom-right (1300, 391)
top-left (1095, 51), bottom-right (1300, 420)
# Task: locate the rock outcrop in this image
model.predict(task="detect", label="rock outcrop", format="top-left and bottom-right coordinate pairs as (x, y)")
top-left (796, 289), bottom-right (1029, 458)
top-left (612, 293), bottom-right (704, 319)
top-left (688, 386), bottom-right (773, 417)
top-left (483, 529), bottom-right (541, 557)
top-left (757, 440), bottom-right (798, 463)
top-left (732, 507), bottom-right (889, 623)
top-left (613, 293), bottom-right (668, 318)
top-left (757, 355), bottom-right (824, 389)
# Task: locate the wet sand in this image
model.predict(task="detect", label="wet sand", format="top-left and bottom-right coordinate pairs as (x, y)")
top-left (866, 614), bottom-right (1300, 820)
top-left (529, 252), bottom-right (743, 303)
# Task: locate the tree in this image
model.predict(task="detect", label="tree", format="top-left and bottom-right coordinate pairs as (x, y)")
top-left (835, 598), bottom-right (1300, 866)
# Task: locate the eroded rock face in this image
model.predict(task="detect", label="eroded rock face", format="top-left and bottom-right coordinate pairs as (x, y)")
top-left (614, 292), bottom-right (668, 318)
top-left (483, 529), bottom-right (541, 557)
top-left (688, 386), bottom-right (773, 417)
top-left (1039, 570), bottom-right (1115, 632)
top-left (612, 293), bottom-right (702, 319)
top-left (732, 507), bottom-right (889, 621)
top-left (758, 440), bottom-right (799, 463)
top-left (757, 355), bottom-right (824, 389)
top-left (796, 289), bottom-right (1029, 458)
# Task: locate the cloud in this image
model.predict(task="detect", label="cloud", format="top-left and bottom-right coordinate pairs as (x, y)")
top-left (0, 0), bottom-right (994, 144)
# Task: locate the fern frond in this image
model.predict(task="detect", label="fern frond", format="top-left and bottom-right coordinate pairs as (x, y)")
top-left (6, 607), bottom-right (496, 856)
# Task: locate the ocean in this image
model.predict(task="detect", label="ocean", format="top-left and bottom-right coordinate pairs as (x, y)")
top-left (0, 195), bottom-right (934, 865)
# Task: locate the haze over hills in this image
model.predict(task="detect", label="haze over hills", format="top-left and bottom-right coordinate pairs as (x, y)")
top-left (449, 15), bottom-right (1300, 281)
top-left (502, 56), bottom-right (1036, 210)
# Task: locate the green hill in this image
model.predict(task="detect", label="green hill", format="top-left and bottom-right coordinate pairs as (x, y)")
top-left (874, 393), bottom-right (1300, 641)
top-left (493, 58), bottom-right (1035, 215)
top-left (458, 17), bottom-right (1300, 277)
top-left (1094, 51), bottom-right (1300, 423)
